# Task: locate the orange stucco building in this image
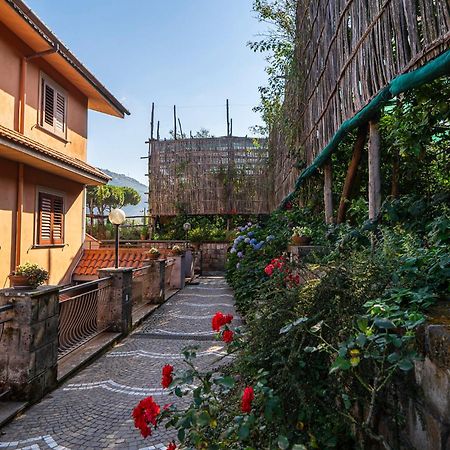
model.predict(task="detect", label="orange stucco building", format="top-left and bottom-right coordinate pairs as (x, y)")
top-left (0, 0), bottom-right (129, 286)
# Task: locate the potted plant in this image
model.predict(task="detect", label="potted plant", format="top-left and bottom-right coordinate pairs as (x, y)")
top-left (170, 244), bottom-right (184, 256)
top-left (291, 226), bottom-right (313, 245)
top-left (147, 247), bottom-right (161, 260)
top-left (140, 226), bottom-right (148, 241)
top-left (189, 228), bottom-right (205, 251)
top-left (9, 263), bottom-right (49, 289)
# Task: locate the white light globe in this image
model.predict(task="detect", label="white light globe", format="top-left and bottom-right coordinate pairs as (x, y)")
top-left (183, 222), bottom-right (191, 231)
top-left (109, 208), bottom-right (126, 225)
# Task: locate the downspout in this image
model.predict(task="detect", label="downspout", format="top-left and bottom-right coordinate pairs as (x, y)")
top-left (14, 163), bottom-right (24, 270)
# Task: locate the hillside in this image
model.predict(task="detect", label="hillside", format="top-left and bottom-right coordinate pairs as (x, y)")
top-left (99, 168), bottom-right (147, 216)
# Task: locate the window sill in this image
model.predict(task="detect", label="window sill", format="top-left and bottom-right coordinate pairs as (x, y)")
top-left (32, 244), bottom-right (66, 249)
top-left (35, 124), bottom-right (69, 144)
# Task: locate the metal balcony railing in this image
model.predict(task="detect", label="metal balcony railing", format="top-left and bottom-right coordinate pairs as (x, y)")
top-left (58, 277), bottom-right (112, 358)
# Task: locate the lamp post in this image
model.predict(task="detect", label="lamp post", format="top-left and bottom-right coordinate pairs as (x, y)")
top-left (183, 222), bottom-right (191, 247)
top-left (108, 208), bottom-right (126, 268)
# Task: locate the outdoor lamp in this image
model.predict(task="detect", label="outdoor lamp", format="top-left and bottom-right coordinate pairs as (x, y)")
top-left (183, 222), bottom-right (191, 245)
top-left (108, 208), bottom-right (126, 268)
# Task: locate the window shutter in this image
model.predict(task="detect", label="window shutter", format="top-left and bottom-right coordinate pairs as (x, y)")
top-left (38, 193), bottom-right (64, 245)
top-left (43, 82), bottom-right (55, 127)
top-left (52, 196), bottom-right (64, 244)
top-left (54, 92), bottom-right (66, 133)
top-left (40, 77), bottom-right (67, 136)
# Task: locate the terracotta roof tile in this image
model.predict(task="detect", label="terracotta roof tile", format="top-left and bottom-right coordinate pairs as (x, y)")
top-left (73, 248), bottom-right (151, 277)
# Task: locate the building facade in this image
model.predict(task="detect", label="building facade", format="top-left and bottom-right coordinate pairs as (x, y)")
top-left (0, 0), bottom-right (129, 285)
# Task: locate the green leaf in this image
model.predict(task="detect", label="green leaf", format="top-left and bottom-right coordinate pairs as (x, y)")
top-left (310, 320), bottom-right (323, 333)
top-left (197, 410), bottom-right (210, 427)
top-left (330, 357), bottom-right (351, 373)
top-left (238, 424), bottom-right (250, 440)
top-left (292, 445), bottom-right (307, 450)
top-left (374, 318), bottom-right (395, 329)
top-left (387, 352), bottom-right (400, 364)
top-left (356, 333), bottom-right (367, 347)
top-left (280, 317), bottom-right (308, 334)
top-left (278, 435), bottom-right (289, 449)
top-left (177, 428), bottom-right (185, 442)
top-left (304, 346), bottom-right (317, 353)
top-left (215, 376), bottom-right (235, 388)
top-left (398, 358), bottom-right (414, 371)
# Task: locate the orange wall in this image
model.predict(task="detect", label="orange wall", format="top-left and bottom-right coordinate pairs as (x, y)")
top-left (0, 22), bottom-right (88, 160)
top-left (0, 158), bottom-right (85, 286)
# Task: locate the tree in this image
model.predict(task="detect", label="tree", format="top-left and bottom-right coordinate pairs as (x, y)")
top-left (248, 0), bottom-right (297, 134)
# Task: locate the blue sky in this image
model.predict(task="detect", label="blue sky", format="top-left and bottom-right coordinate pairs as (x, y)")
top-left (26, 0), bottom-right (268, 184)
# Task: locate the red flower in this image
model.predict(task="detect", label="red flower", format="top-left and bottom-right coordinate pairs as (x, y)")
top-left (132, 396), bottom-right (161, 438)
top-left (264, 264), bottom-right (274, 276)
top-left (161, 364), bottom-right (174, 388)
top-left (241, 387), bottom-right (254, 413)
top-left (167, 442), bottom-right (177, 450)
top-left (285, 201), bottom-right (293, 210)
top-left (222, 329), bottom-right (233, 343)
top-left (212, 312), bottom-right (233, 331)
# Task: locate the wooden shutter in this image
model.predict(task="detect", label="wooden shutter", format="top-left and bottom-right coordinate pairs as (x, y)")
top-left (54, 92), bottom-right (66, 133)
top-left (38, 193), bottom-right (64, 245)
top-left (40, 77), bottom-right (67, 136)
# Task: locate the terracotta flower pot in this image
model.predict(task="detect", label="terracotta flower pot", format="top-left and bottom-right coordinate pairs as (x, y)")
top-left (291, 235), bottom-right (312, 246)
top-left (9, 274), bottom-right (32, 289)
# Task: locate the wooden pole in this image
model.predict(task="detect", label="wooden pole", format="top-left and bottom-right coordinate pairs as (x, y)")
top-left (368, 119), bottom-right (381, 220)
top-left (178, 118), bottom-right (184, 139)
top-left (150, 102), bottom-right (154, 140)
top-left (337, 124), bottom-right (368, 223)
top-left (323, 161), bottom-right (334, 224)
top-left (157, 121), bottom-right (160, 140)
top-left (173, 105), bottom-right (177, 139)
top-left (230, 118), bottom-right (233, 137)
top-left (226, 99), bottom-right (230, 137)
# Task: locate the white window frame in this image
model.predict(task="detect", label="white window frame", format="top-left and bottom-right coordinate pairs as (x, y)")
top-left (39, 73), bottom-right (68, 139)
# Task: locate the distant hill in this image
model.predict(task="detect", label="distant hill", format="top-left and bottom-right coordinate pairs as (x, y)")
top-left (99, 168), bottom-right (147, 216)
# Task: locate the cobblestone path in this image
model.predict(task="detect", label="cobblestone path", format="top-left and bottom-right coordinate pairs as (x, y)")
top-left (0, 277), bottom-right (236, 450)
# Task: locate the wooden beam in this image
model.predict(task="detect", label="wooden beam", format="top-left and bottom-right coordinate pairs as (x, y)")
top-left (337, 124), bottom-right (368, 223)
top-left (173, 105), bottom-right (177, 139)
top-left (323, 161), bottom-right (334, 224)
top-left (368, 119), bottom-right (381, 220)
top-left (150, 102), bottom-right (154, 140)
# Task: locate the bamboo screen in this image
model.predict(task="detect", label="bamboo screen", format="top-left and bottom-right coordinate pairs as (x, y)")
top-left (149, 137), bottom-right (270, 216)
top-left (273, 0), bottom-right (450, 206)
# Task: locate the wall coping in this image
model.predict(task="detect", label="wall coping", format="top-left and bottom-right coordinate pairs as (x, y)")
top-left (0, 285), bottom-right (60, 297)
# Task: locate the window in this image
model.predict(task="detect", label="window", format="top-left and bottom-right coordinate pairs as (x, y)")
top-left (40, 75), bottom-right (67, 137)
top-left (37, 192), bottom-right (64, 245)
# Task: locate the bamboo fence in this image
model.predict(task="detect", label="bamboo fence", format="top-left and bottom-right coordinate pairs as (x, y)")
top-left (272, 0), bottom-right (450, 206)
top-left (149, 137), bottom-right (270, 216)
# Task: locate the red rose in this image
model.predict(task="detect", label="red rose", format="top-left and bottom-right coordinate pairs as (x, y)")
top-left (285, 201), bottom-right (293, 210)
top-left (212, 311), bottom-right (225, 331)
top-left (212, 312), bottom-right (233, 331)
top-left (132, 396), bottom-right (161, 438)
top-left (241, 386), bottom-right (254, 413)
top-left (264, 264), bottom-right (274, 276)
top-left (222, 329), bottom-right (233, 343)
top-left (167, 442), bottom-right (177, 450)
top-left (161, 364), bottom-right (174, 389)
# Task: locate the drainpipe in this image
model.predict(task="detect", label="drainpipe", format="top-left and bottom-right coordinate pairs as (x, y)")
top-left (14, 163), bottom-right (24, 271)
top-left (18, 45), bottom-right (59, 134)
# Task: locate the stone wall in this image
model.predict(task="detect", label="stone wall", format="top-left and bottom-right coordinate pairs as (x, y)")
top-left (375, 315), bottom-right (450, 450)
top-left (199, 242), bottom-right (229, 274)
top-left (0, 287), bottom-right (59, 402)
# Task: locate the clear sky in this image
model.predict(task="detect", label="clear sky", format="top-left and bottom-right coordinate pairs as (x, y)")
top-left (26, 0), bottom-right (268, 184)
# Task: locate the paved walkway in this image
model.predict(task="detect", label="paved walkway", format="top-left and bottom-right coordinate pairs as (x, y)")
top-left (0, 277), bottom-right (236, 450)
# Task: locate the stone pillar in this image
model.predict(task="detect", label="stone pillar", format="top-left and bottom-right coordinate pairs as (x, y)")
top-left (143, 259), bottom-right (165, 304)
top-left (170, 254), bottom-right (186, 289)
top-left (0, 286), bottom-right (59, 402)
top-left (98, 268), bottom-right (132, 335)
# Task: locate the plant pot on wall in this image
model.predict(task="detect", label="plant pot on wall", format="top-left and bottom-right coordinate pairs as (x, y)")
top-left (292, 235), bottom-right (312, 246)
top-left (9, 274), bottom-right (32, 289)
